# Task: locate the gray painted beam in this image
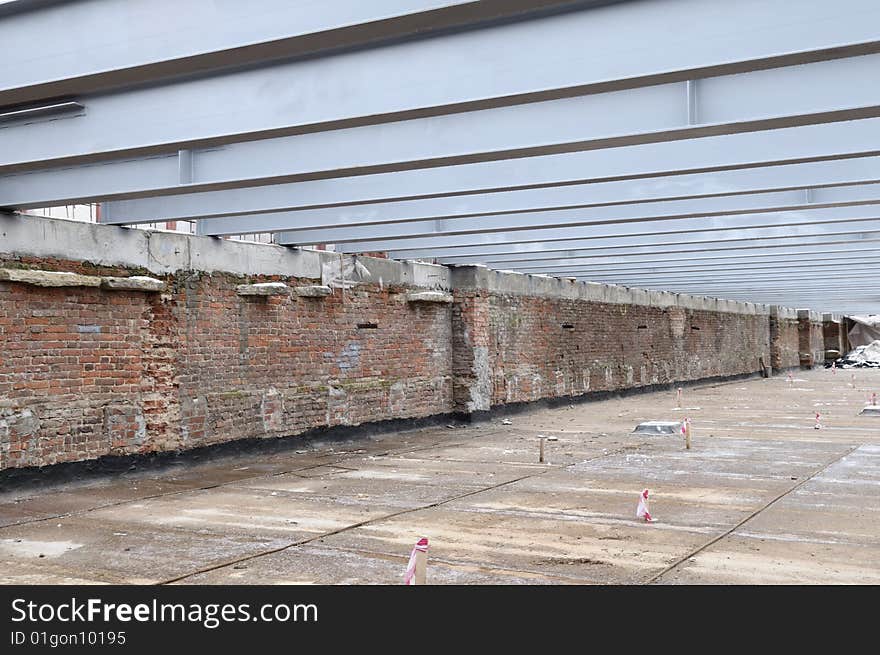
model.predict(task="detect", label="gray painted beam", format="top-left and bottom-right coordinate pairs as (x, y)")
top-left (331, 207), bottom-right (880, 252)
top-left (101, 154), bottom-right (880, 225)
top-left (624, 279), bottom-right (873, 288)
top-left (440, 233), bottom-right (880, 264)
top-left (269, 185), bottom-right (880, 243)
top-left (508, 249), bottom-right (880, 272)
top-left (0, 0), bottom-right (595, 107)
top-left (636, 282), bottom-right (876, 292)
top-left (9, 117), bottom-right (880, 209)
top-left (398, 227), bottom-right (880, 261)
top-left (5, 0), bottom-right (880, 172)
top-left (523, 258), bottom-right (880, 277)
top-left (605, 278), bottom-right (870, 289)
top-left (204, 183), bottom-right (880, 238)
top-left (567, 269), bottom-right (880, 283)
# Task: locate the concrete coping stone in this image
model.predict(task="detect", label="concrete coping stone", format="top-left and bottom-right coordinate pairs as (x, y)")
top-left (236, 282), bottom-right (290, 297)
top-left (405, 290), bottom-right (453, 303)
top-left (859, 406), bottom-right (880, 416)
top-left (483, 268), bottom-right (772, 316)
top-left (0, 268), bottom-right (101, 288)
top-left (770, 305), bottom-right (799, 320)
top-left (101, 275), bottom-right (165, 292)
top-left (294, 285), bottom-right (332, 298)
top-left (797, 308), bottom-right (823, 322)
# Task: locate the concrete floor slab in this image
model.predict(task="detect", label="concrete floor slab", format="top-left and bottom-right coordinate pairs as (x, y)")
top-left (658, 536), bottom-right (880, 584)
top-left (229, 473), bottom-right (477, 509)
top-left (0, 516), bottom-right (294, 584)
top-left (1, 368), bottom-right (878, 584)
top-left (175, 543), bottom-right (589, 585)
top-left (311, 506), bottom-right (705, 584)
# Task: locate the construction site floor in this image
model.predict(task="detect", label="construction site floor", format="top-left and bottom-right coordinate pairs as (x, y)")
top-left (1, 368), bottom-right (878, 585)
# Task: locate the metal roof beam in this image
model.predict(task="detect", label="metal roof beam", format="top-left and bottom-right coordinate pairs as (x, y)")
top-left (102, 153), bottom-right (880, 227)
top-left (523, 260), bottom-right (880, 278)
top-left (566, 269), bottom-right (880, 284)
top-left (268, 186), bottom-right (880, 244)
top-left (8, 116), bottom-right (880, 209)
top-left (4, 0), bottom-right (880, 173)
top-left (508, 249), bottom-right (880, 272)
top-left (0, 0), bottom-right (598, 107)
top-left (328, 207), bottom-right (880, 252)
top-left (438, 233), bottom-right (880, 264)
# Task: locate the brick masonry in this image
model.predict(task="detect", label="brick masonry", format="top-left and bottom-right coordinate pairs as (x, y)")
top-left (486, 295), bottom-right (770, 406)
top-left (770, 307), bottom-right (800, 371)
top-left (798, 310), bottom-right (826, 369)
top-left (822, 314), bottom-right (847, 358)
top-left (0, 215), bottom-right (818, 471)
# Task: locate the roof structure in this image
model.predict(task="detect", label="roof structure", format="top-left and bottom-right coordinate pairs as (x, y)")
top-left (2, 0), bottom-right (879, 313)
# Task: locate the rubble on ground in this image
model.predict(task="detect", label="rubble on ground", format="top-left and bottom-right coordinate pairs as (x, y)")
top-left (827, 340), bottom-right (880, 369)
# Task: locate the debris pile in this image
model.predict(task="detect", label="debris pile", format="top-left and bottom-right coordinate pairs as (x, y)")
top-left (827, 340), bottom-right (880, 369)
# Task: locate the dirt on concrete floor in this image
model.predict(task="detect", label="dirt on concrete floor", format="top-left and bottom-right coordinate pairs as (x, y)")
top-left (0, 368), bottom-right (878, 585)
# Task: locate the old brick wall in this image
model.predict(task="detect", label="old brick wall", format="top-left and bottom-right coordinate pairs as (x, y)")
top-left (808, 321), bottom-right (825, 366)
top-left (0, 276), bottom-right (151, 469)
top-left (797, 311), bottom-right (826, 369)
top-left (487, 294), bottom-right (770, 405)
top-left (0, 256), bottom-right (452, 471)
top-left (823, 320), bottom-right (843, 357)
top-left (174, 273), bottom-right (452, 452)
top-left (1, 218), bottom-right (816, 472)
top-left (770, 312), bottom-right (800, 371)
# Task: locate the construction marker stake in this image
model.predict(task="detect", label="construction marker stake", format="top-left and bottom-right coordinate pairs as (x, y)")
top-left (871, 392), bottom-right (877, 406)
top-left (676, 387), bottom-right (683, 408)
top-left (684, 417), bottom-right (692, 450)
top-left (787, 372), bottom-right (793, 386)
top-left (832, 361), bottom-right (837, 375)
top-left (404, 537), bottom-right (429, 585)
top-left (636, 489), bottom-right (653, 523)
top-left (814, 412), bottom-right (822, 430)
top-left (539, 437), bottom-right (546, 464)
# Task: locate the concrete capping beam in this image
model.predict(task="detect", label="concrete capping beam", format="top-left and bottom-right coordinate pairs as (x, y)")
top-left (406, 290), bottom-right (453, 303)
top-left (0, 214), bottom-right (821, 317)
top-left (101, 275), bottom-right (165, 292)
top-left (0, 267), bottom-right (101, 288)
top-left (465, 266), bottom-right (770, 316)
top-left (1, 213), bottom-right (452, 290)
top-left (822, 312), bottom-right (843, 323)
top-left (236, 282), bottom-right (290, 297)
top-left (294, 285), bottom-right (332, 298)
